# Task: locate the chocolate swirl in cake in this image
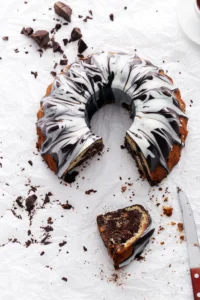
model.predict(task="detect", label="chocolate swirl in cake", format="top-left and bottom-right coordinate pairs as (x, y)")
top-left (37, 52), bottom-right (187, 183)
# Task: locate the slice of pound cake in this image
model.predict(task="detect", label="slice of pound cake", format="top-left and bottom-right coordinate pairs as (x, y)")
top-left (97, 205), bottom-right (155, 269)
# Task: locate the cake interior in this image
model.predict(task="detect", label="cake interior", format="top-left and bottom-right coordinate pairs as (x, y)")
top-left (97, 205), bottom-right (150, 256)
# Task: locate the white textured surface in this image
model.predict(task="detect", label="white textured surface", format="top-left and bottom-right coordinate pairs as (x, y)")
top-left (0, 0), bottom-right (200, 299)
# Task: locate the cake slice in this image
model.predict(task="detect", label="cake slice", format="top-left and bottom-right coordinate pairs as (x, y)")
top-left (97, 205), bottom-right (155, 269)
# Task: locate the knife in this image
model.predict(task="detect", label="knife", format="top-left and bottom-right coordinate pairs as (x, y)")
top-left (178, 188), bottom-right (200, 300)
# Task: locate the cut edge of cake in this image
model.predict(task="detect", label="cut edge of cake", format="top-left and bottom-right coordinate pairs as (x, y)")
top-left (97, 204), bottom-right (155, 270)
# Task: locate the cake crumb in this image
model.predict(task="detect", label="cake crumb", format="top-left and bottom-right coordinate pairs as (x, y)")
top-left (177, 223), bottom-right (184, 232)
top-left (163, 206), bottom-right (173, 217)
top-left (160, 241), bottom-right (165, 245)
top-left (180, 235), bottom-right (185, 241)
top-left (171, 221), bottom-right (176, 226)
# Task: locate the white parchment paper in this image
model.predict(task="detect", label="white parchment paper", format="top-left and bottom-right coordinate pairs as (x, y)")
top-left (0, 0), bottom-right (200, 299)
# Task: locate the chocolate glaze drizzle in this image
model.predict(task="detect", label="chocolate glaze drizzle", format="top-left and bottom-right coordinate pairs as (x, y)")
top-left (37, 52), bottom-right (187, 177)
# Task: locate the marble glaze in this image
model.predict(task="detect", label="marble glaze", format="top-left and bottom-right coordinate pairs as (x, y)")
top-left (37, 52), bottom-right (187, 178)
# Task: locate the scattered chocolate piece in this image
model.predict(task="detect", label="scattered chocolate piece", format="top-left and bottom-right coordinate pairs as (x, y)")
top-left (85, 189), bottom-right (97, 195)
top-left (31, 30), bottom-right (50, 48)
top-left (2, 36), bottom-right (9, 41)
top-left (62, 277), bottom-right (68, 282)
top-left (16, 196), bottom-right (24, 208)
top-left (160, 241), bottom-right (165, 245)
top-left (63, 170), bottom-right (79, 183)
top-left (54, 2), bottom-right (72, 22)
top-left (78, 39), bottom-right (88, 54)
top-left (40, 251), bottom-right (45, 256)
top-left (55, 23), bottom-right (62, 31)
top-left (63, 38), bottom-right (68, 46)
top-left (177, 223), bottom-right (184, 232)
top-left (180, 235), bottom-right (185, 241)
top-left (28, 160), bottom-right (33, 166)
top-left (59, 241), bottom-right (67, 247)
top-left (70, 27), bottom-right (82, 42)
top-left (31, 71), bottom-right (38, 78)
top-left (124, 6), bottom-right (127, 10)
top-left (25, 240), bottom-right (31, 247)
top-left (83, 16), bottom-right (93, 22)
top-left (109, 14), bottom-right (114, 21)
top-left (43, 194), bottom-right (50, 205)
top-left (83, 246), bottom-right (87, 252)
top-left (21, 27), bottom-right (34, 36)
top-left (63, 54), bottom-right (67, 58)
top-left (28, 230), bottom-right (31, 236)
top-left (54, 62), bottom-right (58, 69)
top-left (63, 22), bottom-right (68, 25)
top-left (171, 221), bottom-right (176, 226)
top-left (120, 144), bottom-right (125, 149)
top-left (47, 217), bottom-right (53, 224)
top-left (163, 206), bottom-right (173, 217)
top-left (77, 54), bottom-right (84, 59)
top-left (26, 194), bottom-right (37, 212)
top-left (78, 15), bottom-right (83, 18)
top-left (89, 10), bottom-right (93, 16)
top-left (52, 39), bottom-right (63, 53)
top-left (60, 59), bottom-right (68, 65)
top-left (14, 48), bottom-right (19, 53)
top-left (61, 201), bottom-right (73, 210)
top-left (41, 233), bottom-right (51, 245)
top-left (121, 186), bottom-right (127, 193)
top-left (41, 225), bottom-right (53, 232)
top-left (50, 71), bottom-right (57, 77)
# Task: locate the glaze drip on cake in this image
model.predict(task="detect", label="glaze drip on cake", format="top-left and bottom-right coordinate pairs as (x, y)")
top-left (37, 52), bottom-right (188, 185)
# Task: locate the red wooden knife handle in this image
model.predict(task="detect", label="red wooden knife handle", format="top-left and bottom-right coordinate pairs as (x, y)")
top-left (190, 268), bottom-right (200, 300)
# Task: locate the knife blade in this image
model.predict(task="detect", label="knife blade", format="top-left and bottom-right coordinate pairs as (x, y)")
top-left (178, 188), bottom-right (200, 300)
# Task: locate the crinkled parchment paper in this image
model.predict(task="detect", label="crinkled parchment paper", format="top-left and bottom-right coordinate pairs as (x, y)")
top-left (0, 0), bottom-right (200, 299)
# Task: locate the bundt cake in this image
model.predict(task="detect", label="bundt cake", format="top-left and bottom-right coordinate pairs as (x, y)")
top-left (36, 52), bottom-right (188, 185)
top-left (97, 204), bottom-right (155, 269)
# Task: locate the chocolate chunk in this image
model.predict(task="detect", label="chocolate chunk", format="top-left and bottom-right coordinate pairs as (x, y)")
top-left (70, 27), bottom-right (82, 41)
top-left (54, 1), bottom-right (72, 22)
top-left (60, 59), bottom-right (68, 65)
top-left (26, 194), bottom-right (37, 212)
top-left (50, 71), bottom-right (57, 77)
top-left (21, 27), bottom-right (34, 36)
top-left (62, 277), bottom-right (67, 282)
top-left (31, 30), bottom-right (50, 48)
top-left (28, 160), bottom-right (33, 166)
top-left (16, 196), bottom-right (24, 208)
top-left (2, 36), bottom-right (9, 41)
top-left (78, 39), bottom-right (88, 54)
top-left (63, 38), bottom-right (68, 46)
top-left (31, 71), bottom-right (38, 78)
top-left (109, 13), bottom-right (114, 21)
top-left (52, 39), bottom-right (63, 53)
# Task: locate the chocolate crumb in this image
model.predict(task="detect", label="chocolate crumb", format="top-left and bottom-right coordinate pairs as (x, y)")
top-left (83, 246), bottom-right (87, 251)
top-left (28, 230), bottom-right (31, 236)
top-left (25, 240), bottom-right (31, 247)
top-left (160, 241), bottom-right (165, 245)
top-left (60, 59), bottom-right (68, 65)
top-left (41, 225), bottom-right (53, 232)
top-left (77, 54), bottom-right (84, 59)
top-left (40, 251), bottom-right (45, 256)
top-left (50, 71), bottom-right (57, 77)
top-left (47, 217), bottom-right (53, 224)
top-left (63, 38), bottom-right (68, 46)
top-left (121, 186), bottom-right (127, 193)
top-left (2, 36), bottom-right (9, 41)
top-left (62, 277), bottom-right (68, 282)
top-left (16, 196), bottom-right (24, 208)
top-left (55, 23), bottom-right (62, 31)
top-left (28, 160), bottom-right (33, 166)
top-left (109, 14), bottom-right (114, 21)
top-left (171, 221), bottom-right (176, 226)
top-left (120, 144), bottom-right (125, 149)
top-left (89, 10), bottom-right (93, 15)
top-left (78, 39), bottom-right (88, 54)
top-left (61, 201), bottom-right (73, 210)
top-left (59, 241), bottom-right (67, 247)
top-left (43, 194), bottom-right (50, 205)
top-left (52, 39), bottom-right (63, 53)
top-left (85, 189), bottom-right (97, 195)
top-left (26, 194), bottom-right (37, 212)
top-left (31, 71), bottom-right (38, 78)
top-left (78, 15), bottom-right (83, 18)
top-left (180, 235), bottom-right (185, 241)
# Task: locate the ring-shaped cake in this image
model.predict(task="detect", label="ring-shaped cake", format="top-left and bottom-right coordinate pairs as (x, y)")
top-left (36, 52), bottom-right (188, 186)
